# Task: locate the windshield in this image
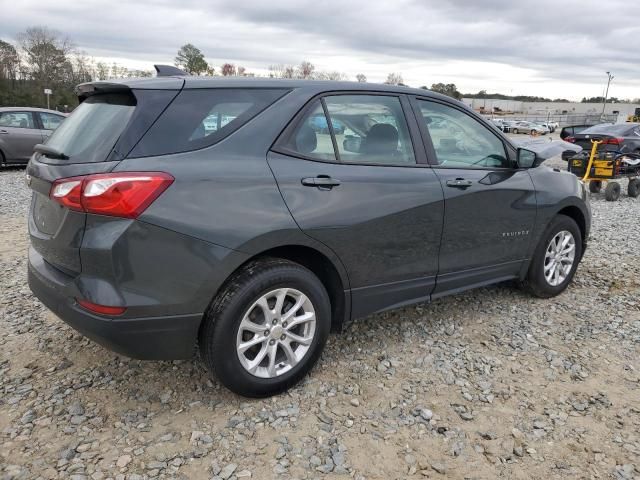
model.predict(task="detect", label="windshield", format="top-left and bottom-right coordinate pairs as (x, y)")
top-left (44, 93), bottom-right (135, 163)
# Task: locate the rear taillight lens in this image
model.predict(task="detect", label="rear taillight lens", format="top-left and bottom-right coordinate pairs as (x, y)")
top-left (565, 137), bottom-right (575, 143)
top-left (76, 298), bottom-right (126, 316)
top-left (50, 172), bottom-right (174, 219)
top-left (51, 179), bottom-right (83, 210)
top-left (603, 137), bottom-right (623, 145)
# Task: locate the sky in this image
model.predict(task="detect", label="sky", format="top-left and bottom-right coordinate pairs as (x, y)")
top-left (1, 0), bottom-right (639, 101)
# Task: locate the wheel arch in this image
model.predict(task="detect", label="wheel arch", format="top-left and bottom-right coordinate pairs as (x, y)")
top-left (557, 205), bottom-right (586, 245)
top-left (251, 245), bottom-right (350, 333)
top-left (204, 243), bottom-right (351, 334)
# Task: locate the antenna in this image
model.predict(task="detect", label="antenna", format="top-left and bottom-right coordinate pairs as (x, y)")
top-left (154, 65), bottom-right (188, 77)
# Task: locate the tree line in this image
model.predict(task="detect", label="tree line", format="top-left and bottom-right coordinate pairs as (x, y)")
top-left (4, 26), bottom-right (631, 111)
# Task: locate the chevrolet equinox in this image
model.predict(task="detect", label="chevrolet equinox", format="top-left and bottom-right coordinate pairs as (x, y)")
top-left (27, 66), bottom-right (590, 397)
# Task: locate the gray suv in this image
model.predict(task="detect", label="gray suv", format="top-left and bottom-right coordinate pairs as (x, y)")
top-left (27, 68), bottom-right (590, 397)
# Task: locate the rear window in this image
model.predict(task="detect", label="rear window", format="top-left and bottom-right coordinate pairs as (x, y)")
top-left (129, 88), bottom-right (287, 158)
top-left (581, 123), bottom-right (630, 135)
top-left (44, 93), bottom-right (135, 163)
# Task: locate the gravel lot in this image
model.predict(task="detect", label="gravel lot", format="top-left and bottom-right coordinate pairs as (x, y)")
top-left (1, 157), bottom-right (639, 480)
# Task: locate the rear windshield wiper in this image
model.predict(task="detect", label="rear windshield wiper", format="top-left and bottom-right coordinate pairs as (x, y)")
top-left (34, 144), bottom-right (69, 160)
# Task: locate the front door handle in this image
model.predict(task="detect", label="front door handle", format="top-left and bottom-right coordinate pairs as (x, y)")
top-left (301, 176), bottom-right (341, 188)
top-left (446, 178), bottom-right (473, 188)
top-left (0, 129), bottom-right (8, 134)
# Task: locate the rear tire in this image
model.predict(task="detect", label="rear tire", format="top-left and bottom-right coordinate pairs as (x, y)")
top-left (199, 258), bottom-right (331, 397)
top-left (605, 181), bottom-right (621, 201)
top-left (628, 179), bottom-right (640, 198)
top-left (589, 180), bottom-right (602, 193)
top-left (0, 150), bottom-right (5, 168)
top-left (520, 215), bottom-right (582, 298)
top-left (512, 128), bottom-right (519, 134)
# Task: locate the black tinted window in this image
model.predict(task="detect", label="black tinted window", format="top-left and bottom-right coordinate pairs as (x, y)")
top-left (44, 93), bottom-right (135, 163)
top-left (131, 88), bottom-right (287, 157)
top-left (278, 101), bottom-right (337, 161)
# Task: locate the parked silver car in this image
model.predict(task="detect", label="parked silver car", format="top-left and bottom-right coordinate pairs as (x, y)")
top-left (510, 121), bottom-right (548, 135)
top-left (0, 107), bottom-right (66, 166)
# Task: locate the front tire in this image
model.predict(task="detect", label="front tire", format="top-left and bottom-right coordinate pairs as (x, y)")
top-left (512, 128), bottom-right (519, 134)
top-left (521, 215), bottom-right (582, 298)
top-left (628, 178), bottom-right (640, 198)
top-left (199, 258), bottom-right (331, 397)
top-left (605, 181), bottom-right (621, 201)
top-left (589, 180), bottom-right (602, 193)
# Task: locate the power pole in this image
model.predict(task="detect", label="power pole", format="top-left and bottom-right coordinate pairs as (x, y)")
top-left (601, 72), bottom-right (614, 117)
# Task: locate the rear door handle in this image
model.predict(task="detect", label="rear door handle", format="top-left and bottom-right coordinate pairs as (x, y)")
top-left (446, 178), bottom-right (473, 188)
top-left (0, 130), bottom-right (8, 134)
top-left (301, 176), bottom-right (341, 188)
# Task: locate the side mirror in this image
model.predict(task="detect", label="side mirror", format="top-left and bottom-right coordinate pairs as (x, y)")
top-left (517, 148), bottom-right (541, 168)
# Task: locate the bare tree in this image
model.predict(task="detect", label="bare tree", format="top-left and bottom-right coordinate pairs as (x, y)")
top-left (95, 61), bottom-right (109, 80)
top-left (384, 72), bottom-right (404, 85)
top-left (0, 40), bottom-right (19, 82)
top-left (356, 73), bottom-right (367, 83)
top-left (315, 71), bottom-right (347, 81)
top-left (268, 64), bottom-right (295, 79)
top-left (221, 63), bottom-right (237, 76)
top-left (297, 61), bottom-right (315, 79)
top-left (18, 26), bottom-right (73, 85)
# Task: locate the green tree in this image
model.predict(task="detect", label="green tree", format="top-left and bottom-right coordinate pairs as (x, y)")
top-left (430, 83), bottom-right (462, 100)
top-left (174, 43), bottom-right (209, 75)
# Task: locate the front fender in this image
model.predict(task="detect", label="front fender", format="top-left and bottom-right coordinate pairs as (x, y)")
top-left (526, 166), bottom-right (590, 261)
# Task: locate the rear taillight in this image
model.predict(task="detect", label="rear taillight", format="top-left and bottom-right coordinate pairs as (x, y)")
top-left (50, 172), bottom-right (174, 219)
top-left (603, 137), bottom-right (623, 145)
top-left (565, 137), bottom-right (575, 143)
top-left (76, 298), bottom-right (126, 316)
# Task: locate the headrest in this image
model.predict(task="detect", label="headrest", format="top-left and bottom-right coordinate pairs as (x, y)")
top-left (295, 125), bottom-right (317, 154)
top-left (361, 123), bottom-right (399, 155)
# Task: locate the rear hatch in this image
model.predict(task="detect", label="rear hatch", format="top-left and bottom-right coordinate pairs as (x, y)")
top-left (27, 81), bottom-right (181, 274)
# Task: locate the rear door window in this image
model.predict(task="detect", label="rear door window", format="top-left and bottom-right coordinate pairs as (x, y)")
top-left (0, 111), bottom-right (36, 129)
top-left (130, 88), bottom-right (288, 157)
top-left (38, 112), bottom-right (65, 130)
top-left (277, 101), bottom-right (337, 161)
top-left (324, 95), bottom-right (416, 165)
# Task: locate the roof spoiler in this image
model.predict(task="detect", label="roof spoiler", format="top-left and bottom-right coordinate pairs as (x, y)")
top-left (154, 65), bottom-right (188, 77)
top-left (76, 81), bottom-right (131, 102)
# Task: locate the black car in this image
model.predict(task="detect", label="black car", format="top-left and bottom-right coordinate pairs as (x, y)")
top-left (559, 124), bottom-right (596, 141)
top-left (27, 67), bottom-right (591, 397)
top-left (565, 123), bottom-right (640, 155)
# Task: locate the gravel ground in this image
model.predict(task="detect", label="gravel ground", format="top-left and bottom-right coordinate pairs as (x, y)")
top-left (1, 160), bottom-right (639, 480)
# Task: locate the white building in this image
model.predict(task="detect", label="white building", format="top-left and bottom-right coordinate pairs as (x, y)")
top-left (462, 98), bottom-right (640, 124)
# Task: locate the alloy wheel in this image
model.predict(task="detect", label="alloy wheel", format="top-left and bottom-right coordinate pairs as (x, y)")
top-left (544, 230), bottom-right (576, 286)
top-left (236, 288), bottom-right (316, 378)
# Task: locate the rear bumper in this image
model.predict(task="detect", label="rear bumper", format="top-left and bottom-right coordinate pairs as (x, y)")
top-left (28, 247), bottom-right (201, 360)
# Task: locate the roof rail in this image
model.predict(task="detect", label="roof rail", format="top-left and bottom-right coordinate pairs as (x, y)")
top-left (154, 65), bottom-right (188, 77)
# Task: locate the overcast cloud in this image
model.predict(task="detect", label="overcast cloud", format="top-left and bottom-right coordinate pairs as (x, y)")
top-left (1, 0), bottom-right (638, 100)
